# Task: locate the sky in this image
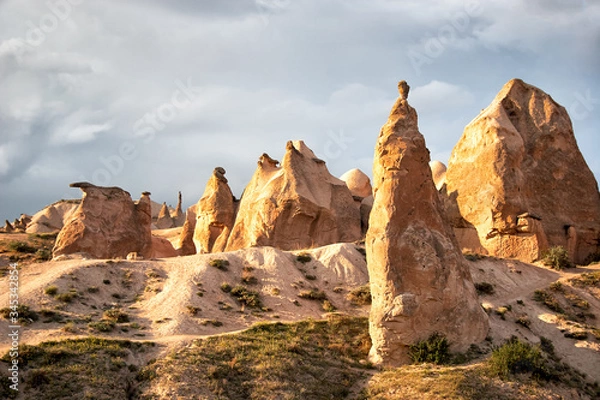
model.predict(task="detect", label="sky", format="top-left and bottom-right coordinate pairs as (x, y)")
top-left (0, 0), bottom-right (599, 220)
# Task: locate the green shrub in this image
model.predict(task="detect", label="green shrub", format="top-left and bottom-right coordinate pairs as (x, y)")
top-left (103, 308), bottom-right (129, 323)
top-left (533, 290), bottom-right (563, 313)
top-left (542, 246), bottom-right (573, 270)
top-left (230, 285), bottom-right (262, 308)
top-left (474, 282), bottom-right (495, 295)
top-left (570, 271), bottom-right (600, 288)
top-left (464, 252), bottom-right (484, 262)
top-left (35, 248), bottom-right (52, 261)
top-left (322, 300), bottom-right (336, 312)
top-left (8, 241), bottom-right (36, 253)
top-left (44, 286), bottom-right (58, 296)
top-left (346, 285), bottom-right (371, 305)
top-left (220, 282), bottom-right (232, 293)
top-left (0, 305), bottom-right (39, 324)
top-left (296, 253), bottom-right (312, 264)
top-left (515, 315), bottom-right (531, 329)
top-left (488, 338), bottom-right (547, 379)
top-left (55, 292), bottom-right (77, 303)
top-left (88, 320), bottom-right (116, 332)
top-left (298, 289), bottom-right (327, 301)
top-left (186, 306), bottom-right (201, 316)
top-left (409, 333), bottom-right (451, 365)
top-left (87, 286), bottom-right (100, 293)
top-left (209, 259), bottom-right (230, 270)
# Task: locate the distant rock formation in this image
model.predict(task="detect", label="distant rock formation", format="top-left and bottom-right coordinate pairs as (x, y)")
top-left (193, 167), bottom-right (236, 254)
top-left (53, 183), bottom-right (153, 259)
top-left (226, 141), bottom-right (361, 251)
top-left (156, 202), bottom-right (175, 229)
top-left (172, 191), bottom-right (186, 227)
top-left (445, 79), bottom-right (600, 263)
top-left (177, 205), bottom-right (197, 256)
top-left (429, 160), bottom-right (447, 191)
top-left (340, 168), bottom-right (372, 199)
top-left (366, 81), bottom-right (488, 366)
top-left (3, 220), bottom-right (14, 233)
top-left (26, 200), bottom-right (80, 234)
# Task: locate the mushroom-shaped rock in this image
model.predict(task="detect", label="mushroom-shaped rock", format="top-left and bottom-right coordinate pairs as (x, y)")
top-left (225, 141), bottom-right (361, 251)
top-left (340, 168), bottom-right (372, 199)
top-left (53, 183), bottom-right (154, 259)
top-left (366, 82), bottom-right (488, 366)
top-left (445, 79), bottom-right (600, 263)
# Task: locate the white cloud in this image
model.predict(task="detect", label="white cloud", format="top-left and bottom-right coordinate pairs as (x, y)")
top-left (51, 122), bottom-right (112, 145)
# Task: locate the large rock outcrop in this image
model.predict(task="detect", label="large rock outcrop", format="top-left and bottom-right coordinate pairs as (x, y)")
top-left (177, 205), bottom-right (197, 256)
top-left (53, 183), bottom-right (153, 259)
top-left (445, 79), bottom-right (600, 263)
top-left (226, 141), bottom-right (361, 251)
top-left (193, 167), bottom-right (236, 254)
top-left (25, 200), bottom-right (80, 234)
top-left (366, 81), bottom-right (488, 366)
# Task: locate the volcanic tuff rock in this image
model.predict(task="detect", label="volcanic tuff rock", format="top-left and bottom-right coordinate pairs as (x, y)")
top-left (340, 168), bottom-right (373, 199)
top-left (172, 191), bottom-right (186, 227)
top-left (226, 141), bottom-right (361, 251)
top-left (53, 183), bottom-right (153, 259)
top-left (155, 202), bottom-right (175, 229)
top-left (445, 79), bottom-right (600, 263)
top-left (366, 82), bottom-right (488, 366)
top-left (25, 200), bottom-right (79, 234)
top-left (193, 167), bottom-right (236, 254)
top-left (177, 206), bottom-right (198, 256)
top-left (429, 160), bottom-right (447, 191)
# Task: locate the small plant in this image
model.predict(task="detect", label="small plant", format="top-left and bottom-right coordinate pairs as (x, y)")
top-left (62, 322), bottom-right (77, 333)
top-left (186, 306), bottom-right (201, 316)
top-left (241, 269), bottom-right (258, 285)
top-left (103, 279), bottom-right (111, 285)
top-left (564, 331), bottom-right (588, 340)
top-left (583, 251), bottom-right (600, 265)
top-left (270, 287), bottom-right (280, 296)
top-left (8, 241), bottom-right (36, 253)
top-left (209, 259), bottom-right (230, 271)
top-left (464, 252), bottom-right (484, 262)
top-left (0, 305), bottom-right (39, 324)
top-left (305, 274), bottom-right (317, 281)
top-left (539, 337), bottom-right (555, 355)
top-left (220, 282), bottom-right (232, 293)
top-left (549, 281), bottom-right (564, 292)
top-left (103, 308), bottom-right (130, 323)
top-left (515, 315), bottom-right (531, 329)
top-left (88, 320), bottom-right (116, 332)
top-left (55, 292), bottom-right (77, 303)
top-left (474, 282), bottom-right (495, 295)
top-left (87, 286), bottom-right (100, 293)
top-left (516, 299), bottom-right (524, 306)
top-left (542, 246), bottom-right (573, 270)
top-left (533, 289), bottom-right (563, 313)
top-left (570, 271), bottom-right (600, 288)
top-left (346, 284), bottom-right (371, 305)
top-left (44, 285), bottom-right (59, 296)
top-left (296, 253), bottom-right (312, 264)
top-left (200, 319), bottom-right (223, 327)
top-left (409, 333), bottom-right (451, 365)
top-left (333, 287), bottom-right (344, 293)
top-left (35, 248), bottom-right (52, 261)
top-left (488, 337), bottom-right (546, 379)
top-left (298, 289), bottom-right (327, 301)
top-left (230, 285), bottom-right (262, 308)
top-left (495, 306), bottom-right (509, 320)
top-left (322, 300), bottom-right (336, 312)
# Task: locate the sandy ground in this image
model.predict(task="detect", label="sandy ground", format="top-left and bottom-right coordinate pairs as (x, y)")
top-left (1, 243), bottom-right (599, 381)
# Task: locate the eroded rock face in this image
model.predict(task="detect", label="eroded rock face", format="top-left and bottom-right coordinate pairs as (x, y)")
top-left (25, 201), bottom-right (79, 234)
top-left (156, 202), bottom-right (175, 229)
top-left (226, 141), bottom-right (361, 251)
top-left (172, 191), bottom-right (186, 227)
top-left (445, 79), bottom-right (600, 263)
top-left (53, 183), bottom-right (153, 259)
top-left (193, 167), bottom-right (236, 254)
top-left (177, 205), bottom-right (197, 256)
top-left (429, 160), bottom-right (447, 191)
top-left (366, 82), bottom-right (488, 366)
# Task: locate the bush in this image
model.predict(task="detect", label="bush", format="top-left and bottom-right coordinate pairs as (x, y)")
top-left (542, 246), bottom-right (573, 270)
top-left (220, 282), bottom-right (232, 293)
top-left (474, 282), bottom-right (495, 295)
top-left (533, 290), bottom-right (563, 313)
top-left (322, 300), bottom-right (336, 312)
top-left (230, 285), bottom-right (262, 308)
top-left (209, 259), bottom-right (230, 271)
top-left (88, 320), bottom-right (116, 332)
top-left (296, 253), bottom-right (312, 264)
top-left (44, 286), bottom-right (58, 296)
top-left (298, 289), bottom-right (327, 301)
top-left (103, 308), bottom-right (129, 323)
top-left (0, 305), bottom-right (39, 324)
top-left (488, 338), bottom-right (547, 379)
top-left (515, 315), bottom-right (531, 329)
top-left (55, 292), bottom-right (77, 303)
top-left (8, 241), bottom-right (36, 253)
top-left (186, 306), bottom-right (201, 316)
top-left (35, 248), bottom-right (52, 261)
top-left (409, 333), bottom-right (451, 365)
top-left (346, 285), bottom-right (371, 305)
top-left (241, 269), bottom-right (258, 285)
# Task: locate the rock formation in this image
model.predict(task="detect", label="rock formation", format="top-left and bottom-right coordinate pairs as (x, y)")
top-left (429, 160), bottom-right (447, 191)
top-left (366, 81), bottom-right (488, 366)
top-left (193, 167), bottom-right (236, 254)
top-left (25, 200), bottom-right (80, 234)
top-left (155, 202), bottom-right (175, 229)
top-left (226, 141), bottom-right (361, 251)
top-left (445, 79), bottom-right (600, 263)
top-left (172, 191), bottom-right (186, 227)
top-left (3, 220), bottom-right (14, 233)
top-left (53, 183), bottom-right (153, 259)
top-left (177, 205), bottom-right (197, 256)
top-left (151, 236), bottom-right (178, 258)
top-left (340, 169), bottom-right (373, 199)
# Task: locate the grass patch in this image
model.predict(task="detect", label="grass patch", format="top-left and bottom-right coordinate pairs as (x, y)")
top-left (542, 246), bottom-right (573, 270)
top-left (475, 282), bottom-right (495, 295)
top-left (0, 305), bottom-right (39, 324)
top-left (103, 308), bottom-right (129, 323)
top-left (44, 286), bottom-right (58, 296)
top-left (88, 320), bottom-right (116, 333)
top-left (533, 289), bottom-right (564, 313)
top-left (0, 337), bottom-right (153, 399)
top-left (488, 337), bottom-right (546, 380)
top-left (346, 284), bottom-right (371, 305)
top-left (570, 271), bottom-right (600, 288)
top-left (138, 316), bottom-right (371, 399)
top-left (230, 285), bottom-right (262, 308)
top-left (7, 241), bottom-right (37, 253)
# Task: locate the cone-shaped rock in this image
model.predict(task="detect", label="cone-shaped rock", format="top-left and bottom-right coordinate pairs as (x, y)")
top-left (366, 82), bottom-right (488, 366)
top-left (226, 141), bottom-right (361, 251)
top-left (445, 79), bottom-right (600, 263)
top-left (193, 167), bottom-right (236, 254)
top-left (155, 202), bottom-right (174, 229)
top-left (53, 183), bottom-right (153, 259)
top-left (172, 191), bottom-right (186, 227)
